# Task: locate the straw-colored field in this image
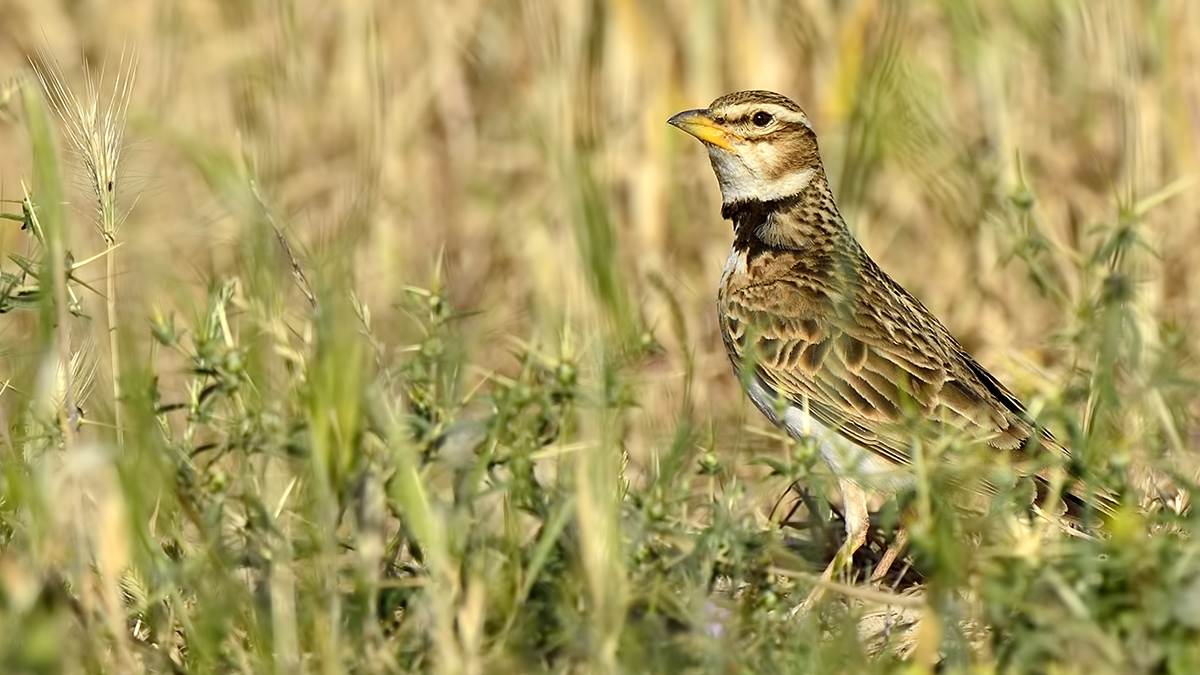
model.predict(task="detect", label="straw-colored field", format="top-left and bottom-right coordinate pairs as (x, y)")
top-left (2, 1), bottom-right (1199, 672)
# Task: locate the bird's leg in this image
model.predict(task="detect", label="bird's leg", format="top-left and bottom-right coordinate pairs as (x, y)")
top-left (832, 479), bottom-right (870, 573)
top-left (796, 479), bottom-right (869, 613)
top-left (870, 525), bottom-right (909, 588)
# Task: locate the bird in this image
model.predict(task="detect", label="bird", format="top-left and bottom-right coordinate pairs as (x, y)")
top-left (668, 90), bottom-right (1110, 602)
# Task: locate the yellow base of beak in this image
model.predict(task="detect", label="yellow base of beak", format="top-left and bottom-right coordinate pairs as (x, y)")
top-left (668, 109), bottom-right (734, 151)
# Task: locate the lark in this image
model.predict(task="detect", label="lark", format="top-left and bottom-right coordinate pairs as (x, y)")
top-left (669, 90), bottom-right (1108, 598)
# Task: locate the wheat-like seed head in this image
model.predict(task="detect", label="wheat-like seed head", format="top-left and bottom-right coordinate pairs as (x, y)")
top-left (35, 334), bottom-right (97, 427)
top-left (0, 72), bottom-right (31, 120)
top-left (32, 49), bottom-right (137, 241)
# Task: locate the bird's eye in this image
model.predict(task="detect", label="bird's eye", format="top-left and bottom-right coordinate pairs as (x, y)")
top-left (752, 111), bottom-right (773, 127)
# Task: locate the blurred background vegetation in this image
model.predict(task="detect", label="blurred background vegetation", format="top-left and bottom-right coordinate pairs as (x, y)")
top-left (1, 0), bottom-right (1199, 673)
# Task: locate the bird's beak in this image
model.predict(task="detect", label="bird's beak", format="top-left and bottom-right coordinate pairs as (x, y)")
top-left (668, 108), bottom-right (735, 151)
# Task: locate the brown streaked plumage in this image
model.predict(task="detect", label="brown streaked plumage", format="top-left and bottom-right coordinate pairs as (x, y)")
top-left (668, 90), bottom-right (1110, 601)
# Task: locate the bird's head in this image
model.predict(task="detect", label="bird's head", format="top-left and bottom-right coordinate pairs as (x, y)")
top-left (669, 90), bottom-right (823, 207)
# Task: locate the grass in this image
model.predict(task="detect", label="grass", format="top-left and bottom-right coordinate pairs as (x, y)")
top-left (1, 0), bottom-right (1200, 672)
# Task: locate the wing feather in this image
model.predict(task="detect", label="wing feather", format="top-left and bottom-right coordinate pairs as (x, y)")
top-left (721, 272), bottom-right (1042, 468)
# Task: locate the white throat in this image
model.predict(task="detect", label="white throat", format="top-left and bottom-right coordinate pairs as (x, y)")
top-left (707, 145), bottom-right (816, 206)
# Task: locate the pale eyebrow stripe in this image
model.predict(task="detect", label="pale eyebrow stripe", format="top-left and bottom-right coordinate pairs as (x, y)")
top-left (719, 103), bottom-right (810, 129)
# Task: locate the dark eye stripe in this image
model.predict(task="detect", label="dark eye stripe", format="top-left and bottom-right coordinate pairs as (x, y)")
top-left (736, 118), bottom-right (810, 136)
top-left (726, 109), bottom-right (805, 128)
